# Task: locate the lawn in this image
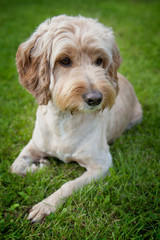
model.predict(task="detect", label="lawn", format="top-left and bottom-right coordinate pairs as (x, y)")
top-left (0, 0), bottom-right (160, 239)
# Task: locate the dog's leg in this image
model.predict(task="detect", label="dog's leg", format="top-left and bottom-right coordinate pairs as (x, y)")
top-left (28, 157), bottom-right (112, 223)
top-left (11, 140), bottom-right (48, 176)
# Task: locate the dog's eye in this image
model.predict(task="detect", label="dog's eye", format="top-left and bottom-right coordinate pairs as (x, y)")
top-left (95, 58), bottom-right (103, 66)
top-left (59, 57), bottom-right (72, 67)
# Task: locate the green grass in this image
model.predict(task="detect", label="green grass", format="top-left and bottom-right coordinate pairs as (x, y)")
top-left (0, 0), bottom-right (160, 239)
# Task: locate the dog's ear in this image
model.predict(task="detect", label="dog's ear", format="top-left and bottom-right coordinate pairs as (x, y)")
top-left (108, 42), bottom-right (122, 94)
top-left (16, 32), bottom-right (51, 105)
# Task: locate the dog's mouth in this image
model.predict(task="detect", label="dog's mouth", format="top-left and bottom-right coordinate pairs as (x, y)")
top-left (53, 81), bottom-right (116, 113)
top-left (83, 105), bottom-right (103, 113)
top-left (69, 101), bottom-right (104, 115)
top-left (70, 90), bottom-right (102, 113)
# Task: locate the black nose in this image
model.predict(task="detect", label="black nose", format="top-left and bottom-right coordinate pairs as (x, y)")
top-left (83, 91), bottom-right (103, 106)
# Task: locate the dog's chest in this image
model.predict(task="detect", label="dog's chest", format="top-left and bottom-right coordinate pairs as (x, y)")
top-left (34, 108), bottom-right (105, 164)
top-left (46, 119), bottom-right (96, 163)
top-left (47, 126), bottom-right (79, 163)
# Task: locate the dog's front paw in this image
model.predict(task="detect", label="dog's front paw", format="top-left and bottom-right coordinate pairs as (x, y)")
top-left (11, 158), bottom-right (49, 176)
top-left (11, 159), bottom-right (31, 176)
top-left (28, 201), bottom-right (54, 223)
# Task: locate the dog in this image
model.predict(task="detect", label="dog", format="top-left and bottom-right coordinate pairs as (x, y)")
top-left (11, 15), bottom-right (142, 222)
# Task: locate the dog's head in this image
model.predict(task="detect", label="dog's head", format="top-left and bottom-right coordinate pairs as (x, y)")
top-left (16, 15), bottom-right (121, 113)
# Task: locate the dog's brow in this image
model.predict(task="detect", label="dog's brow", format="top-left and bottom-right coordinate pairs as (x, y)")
top-left (82, 46), bottom-right (108, 58)
top-left (54, 45), bottom-right (78, 60)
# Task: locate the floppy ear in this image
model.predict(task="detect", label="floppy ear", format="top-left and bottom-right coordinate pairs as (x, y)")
top-left (16, 32), bottom-right (51, 105)
top-left (108, 41), bottom-right (122, 94)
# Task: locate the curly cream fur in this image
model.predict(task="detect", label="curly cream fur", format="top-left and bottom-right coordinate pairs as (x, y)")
top-left (11, 15), bottom-right (142, 222)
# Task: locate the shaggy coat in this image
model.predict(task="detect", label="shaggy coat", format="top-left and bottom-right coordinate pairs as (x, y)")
top-left (11, 15), bottom-right (142, 222)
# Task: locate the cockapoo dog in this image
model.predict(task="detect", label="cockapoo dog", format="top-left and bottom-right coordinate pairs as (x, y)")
top-left (11, 15), bottom-right (142, 222)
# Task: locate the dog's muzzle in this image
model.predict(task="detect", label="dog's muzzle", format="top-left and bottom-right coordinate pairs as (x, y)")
top-left (83, 91), bottom-right (103, 106)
